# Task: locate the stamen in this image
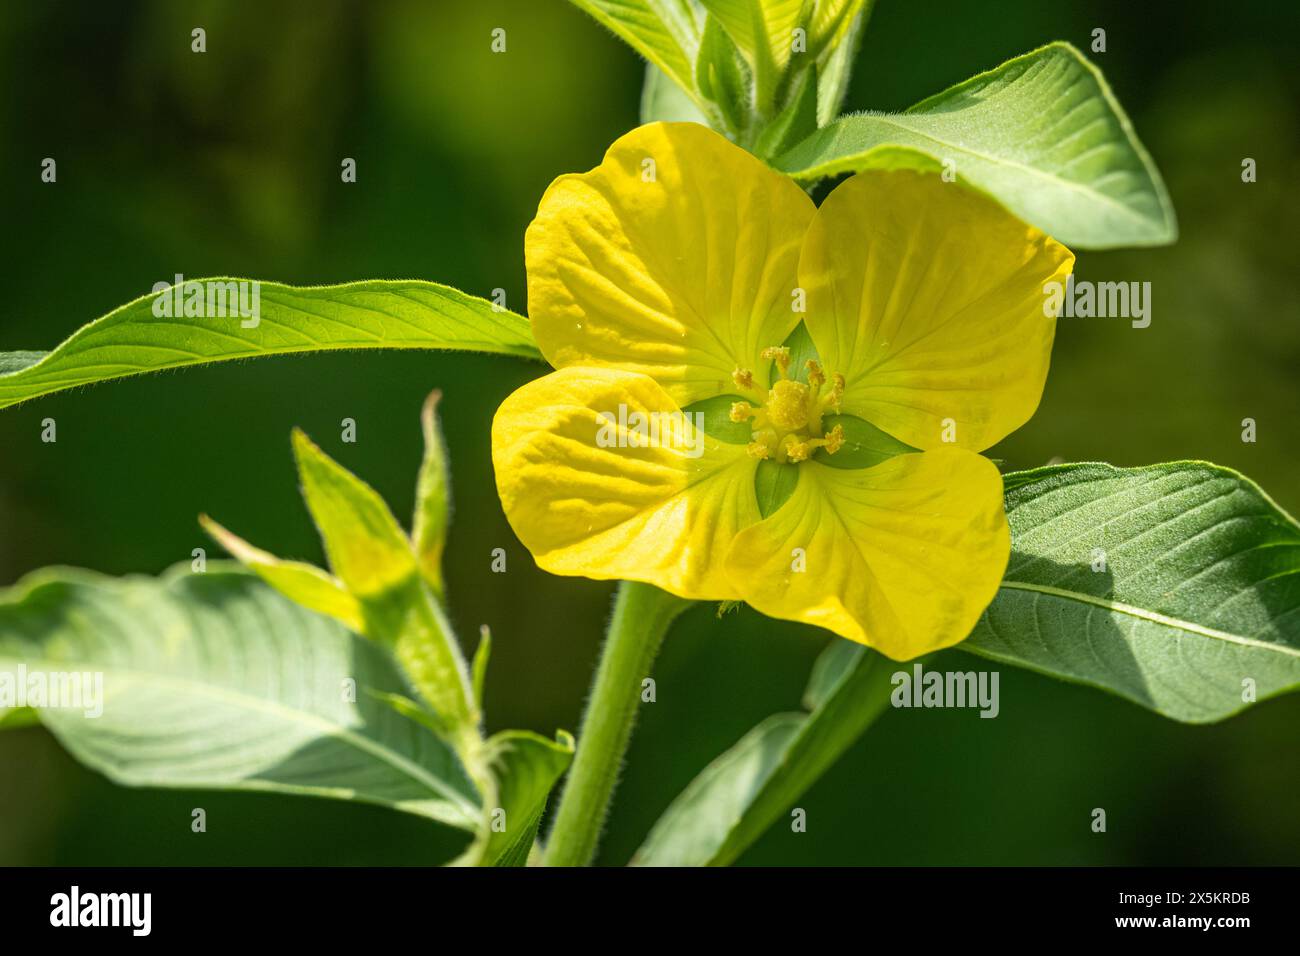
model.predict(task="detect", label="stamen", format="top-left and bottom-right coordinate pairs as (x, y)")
top-left (748, 428), bottom-right (778, 460)
top-left (805, 359), bottom-right (826, 389)
top-left (826, 373), bottom-right (845, 412)
top-left (788, 424), bottom-right (847, 462)
top-left (785, 437), bottom-right (813, 463)
top-left (741, 346), bottom-right (848, 466)
top-left (761, 346), bottom-right (792, 380)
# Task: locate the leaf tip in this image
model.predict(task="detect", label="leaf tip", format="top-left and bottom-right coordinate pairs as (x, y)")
top-left (422, 388), bottom-right (443, 430)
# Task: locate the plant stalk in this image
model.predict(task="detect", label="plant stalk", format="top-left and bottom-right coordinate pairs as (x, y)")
top-left (544, 581), bottom-right (688, 866)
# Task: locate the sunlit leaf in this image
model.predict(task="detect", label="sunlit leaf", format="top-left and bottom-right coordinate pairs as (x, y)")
top-left (0, 279), bottom-right (539, 410)
top-left (965, 461), bottom-right (1300, 723)
top-left (779, 43), bottom-right (1178, 248)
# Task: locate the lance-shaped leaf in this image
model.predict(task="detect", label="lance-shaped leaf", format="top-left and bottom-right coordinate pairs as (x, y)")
top-left (752, 64), bottom-right (818, 160)
top-left (0, 565), bottom-right (481, 831)
top-left (777, 42), bottom-right (1178, 248)
top-left (0, 279), bottom-right (540, 411)
top-left (472, 626), bottom-right (491, 711)
top-left (569, 0), bottom-right (703, 107)
top-left (198, 515), bottom-right (364, 633)
top-left (700, 0), bottom-right (802, 79)
top-left (290, 430), bottom-right (477, 731)
top-left (695, 14), bottom-right (752, 136)
top-left (812, 0), bottom-right (871, 125)
top-left (633, 641), bottom-right (896, 866)
top-left (964, 462), bottom-right (1300, 723)
top-left (412, 390), bottom-right (452, 596)
top-left (808, 0), bottom-right (869, 52)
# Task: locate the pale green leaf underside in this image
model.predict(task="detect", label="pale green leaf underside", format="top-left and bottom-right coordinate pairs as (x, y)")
top-left (0, 279), bottom-right (540, 410)
top-left (777, 42), bottom-right (1177, 248)
top-left (965, 462), bottom-right (1300, 723)
top-left (633, 642), bottom-right (894, 866)
top-left (0, 564), bottom-right (481, 829)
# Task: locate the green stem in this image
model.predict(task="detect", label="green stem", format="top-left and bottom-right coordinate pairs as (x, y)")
top-left (544, 582), bottom-right (689, 867)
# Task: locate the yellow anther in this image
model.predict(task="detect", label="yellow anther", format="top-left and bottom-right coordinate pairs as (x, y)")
top-left (761, 346), bottom-right (792, 379)
top-left (805, 360), bottom-right (826, 389)
top-left (785, 438), bottom-right (813, 463)
top-left (732, 367), bottom-right (755, 391)
top-left (748, 428), bottom-right (779, 460)
top-left (826, 373), bottom-right (846, 411)
top-left (741, 345), bottom-right (847, 466)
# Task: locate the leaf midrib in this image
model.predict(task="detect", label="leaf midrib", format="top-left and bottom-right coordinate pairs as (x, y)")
top-left (997, 581), bottom-right (1300, 660)
top-left (791, 113), bottom-right (1157, 229)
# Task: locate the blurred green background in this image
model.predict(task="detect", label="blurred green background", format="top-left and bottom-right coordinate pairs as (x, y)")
top-left (1, 0), bottom-right (1296, 866)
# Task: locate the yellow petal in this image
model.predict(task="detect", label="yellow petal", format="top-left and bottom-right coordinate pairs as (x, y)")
top-left (492, 366), bottom-right (760, 599)
top-left (799, 170), bottom-right (1074, 451)
top-left (526, 122), bottom-right (816, 405)
top-left (724, 448), bottom-right (1009, 659)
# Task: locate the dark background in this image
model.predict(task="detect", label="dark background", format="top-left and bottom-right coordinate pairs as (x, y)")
top-left (0, 0), bottom-right (1296, 865)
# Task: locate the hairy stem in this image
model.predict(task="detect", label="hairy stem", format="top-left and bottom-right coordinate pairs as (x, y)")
top-left (544, 582), bottom-right (689, 866)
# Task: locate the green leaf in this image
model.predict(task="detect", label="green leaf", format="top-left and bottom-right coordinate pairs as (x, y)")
top-left (801, 633), bottom-right (861, 709)
top-left (290, 430), bottom-right (477, 731)
top-left (198, 515), bottom-right (364, 633)
top-left (965, 462), bottom-right (1300, 723)
top-left (0, 565), bottom-right (481, 830)
top-left (695, 14), bottom-right (752, 136)
top-left (412, 390), bottom-right (452, 597)
top-left (633, 641), bottom-right (895, 865)
top-left (471, 626), bottom-right (491, 712)
top-left (570, 0), bottom-right (702, 105)
top-left (808, 0), bottom-right (869, 51)
top-left (812, 0), bottom-right (871, 125)
top-left (700, 0), bottom-right (805, 75)
top-left (698, 0), bottom-right (798, 114)
top-left (752, 63), bottom-right (818, 159)
top-left (777, 42), bottom-right (1178, 249)
top-left (0, 279), bottom-right (540, 411)
top-left (478, 730), bottom-right (575, 867)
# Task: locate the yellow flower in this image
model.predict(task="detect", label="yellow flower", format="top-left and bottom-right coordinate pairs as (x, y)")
top-left (492, 123), bottom-right (1073, 659)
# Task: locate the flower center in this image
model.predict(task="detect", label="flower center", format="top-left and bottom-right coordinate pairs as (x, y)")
top-left (730, 346), bottom-right (846, 463)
